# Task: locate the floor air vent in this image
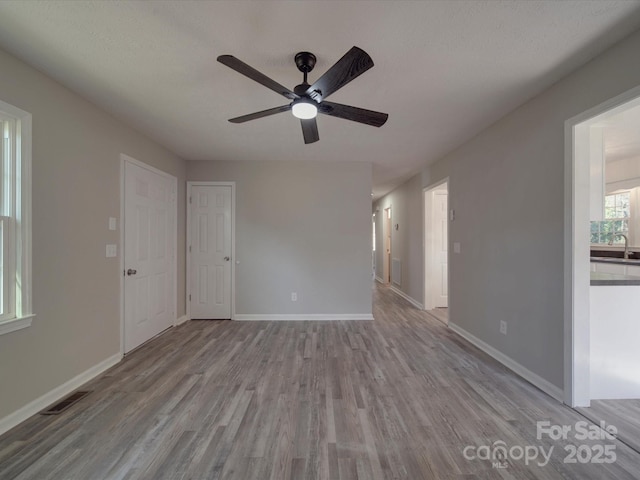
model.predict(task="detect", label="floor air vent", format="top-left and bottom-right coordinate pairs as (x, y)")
top-left (40, 391), bottom-right (91, 415)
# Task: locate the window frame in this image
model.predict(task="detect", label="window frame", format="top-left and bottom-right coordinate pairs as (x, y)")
top-left (590, 191), bottom-right (631, 246)
top-left (0, 99), bottom-right (34, 336)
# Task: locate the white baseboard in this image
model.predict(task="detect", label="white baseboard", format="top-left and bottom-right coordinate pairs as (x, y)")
top-left (0, 353), bottom-right (122, 436)
top-left (234, 313), bottom-right (374, 321)
top-left (175, 315), bottom-right (190, 326)
top-left (375, 276), bottom-right (384, 284)
top-left (388, 285), bottom-right (424, 310)
top-left (448, 322), bottom-right (564, 402)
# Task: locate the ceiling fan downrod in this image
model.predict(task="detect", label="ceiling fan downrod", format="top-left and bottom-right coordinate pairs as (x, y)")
top-left (294, 51), bottom-right (316, 94)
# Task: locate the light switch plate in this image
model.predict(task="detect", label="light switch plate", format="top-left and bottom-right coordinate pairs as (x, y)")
top-left (106, 244), bottom-right (117, 258)
top-left (108, 217), bottom-right (117, 231)
top-left (453, 242), bottom-right (461, 254)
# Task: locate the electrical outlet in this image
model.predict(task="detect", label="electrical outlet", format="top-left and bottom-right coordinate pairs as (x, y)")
top-left (291, 292), bottom-right (297, 302)
top-left (500, 320), bottom-right (507, 335)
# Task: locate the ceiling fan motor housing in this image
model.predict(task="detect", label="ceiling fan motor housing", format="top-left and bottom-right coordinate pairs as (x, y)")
top-left (294, 83), bottom-right (314, 97)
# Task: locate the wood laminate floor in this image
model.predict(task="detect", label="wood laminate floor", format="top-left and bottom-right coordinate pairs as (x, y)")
top-left (578, 399), bottom-right (640, 455)
top-left (1, 284), bottom-right (639, 479)
top-left (426, 307), bottom-right (448, 325)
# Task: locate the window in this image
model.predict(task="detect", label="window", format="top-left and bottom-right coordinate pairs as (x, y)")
top-left (0, 99), bottom-right (33, 335)
top-left (590, 192), bottom-right (630, 245)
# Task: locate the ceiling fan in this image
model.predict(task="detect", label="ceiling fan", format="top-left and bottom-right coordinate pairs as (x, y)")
top-left (217, 47), bottom-right (388, 144)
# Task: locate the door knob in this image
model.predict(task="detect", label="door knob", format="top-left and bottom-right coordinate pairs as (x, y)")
top-left (224, 256), bottom-right (230, 261)
top-left (127, 269), bottom-right (137, 276)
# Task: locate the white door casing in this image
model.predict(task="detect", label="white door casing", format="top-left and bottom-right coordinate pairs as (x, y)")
top-left (189, 184), bottom-right (232, 319)
top-left (433, 191), bottom-right (448, 308)
top-left (384, 207), bottom-right (391, 283)
top-left (123, 158), bottom-right (176, 353)
top-left (564, 86), bottom-right (640, 407)
top-left (423, 178), bottom-right (449, 312)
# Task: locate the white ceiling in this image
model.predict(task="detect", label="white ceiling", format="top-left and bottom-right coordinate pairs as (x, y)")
top-left (602, 104), bottom-right (640, 164)
top-left (1, 1), bottom-right (640, 198)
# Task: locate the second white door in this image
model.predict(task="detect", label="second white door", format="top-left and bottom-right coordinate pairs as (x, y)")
top-left (190, 185), bottom-right (232, 319)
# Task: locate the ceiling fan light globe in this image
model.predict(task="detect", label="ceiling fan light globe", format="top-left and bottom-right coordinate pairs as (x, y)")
top-left (292, 101), bottom-right (318, 119)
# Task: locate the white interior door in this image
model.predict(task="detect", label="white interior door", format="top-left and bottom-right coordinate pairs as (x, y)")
top-left (190, 185), bottom-right (232, 319)
top-left (433, 191), bottom-right (448, 308)
top-left (123, 160), bottom-right (175, 353)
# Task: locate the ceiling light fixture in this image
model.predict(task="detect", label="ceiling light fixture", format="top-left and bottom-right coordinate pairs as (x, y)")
top-left (291, 98), bottom-right (318, 119)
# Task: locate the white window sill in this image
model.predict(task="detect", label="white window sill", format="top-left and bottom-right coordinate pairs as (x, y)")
top-left (0, 314), bottom-right (35, 336)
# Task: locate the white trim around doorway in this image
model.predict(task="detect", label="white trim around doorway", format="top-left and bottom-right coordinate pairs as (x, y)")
top-left (423, 178), bottom-right (450, 312)
top-left (563, 85), bottom-right (640, 407)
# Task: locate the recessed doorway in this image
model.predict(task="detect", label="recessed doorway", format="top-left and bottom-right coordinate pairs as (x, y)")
top-left (423, 179), bottom-right (449, 322)
top-left (565, 85), bottom-right (640, 407)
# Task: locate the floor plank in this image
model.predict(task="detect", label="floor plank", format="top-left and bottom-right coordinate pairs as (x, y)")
top-left (426, 307), bottom-right (449, 325)
top-left (577, 399), bottom-right (640, 454)
top-left (1, 284), bottom-right (639, 479)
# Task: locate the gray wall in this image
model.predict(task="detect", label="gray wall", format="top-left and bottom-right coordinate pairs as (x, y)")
top-left (375, 28), bottom-right (640, 390)
top-left (0, 47), bottom-right (187, 420)
top-left (188, 160), bottom-right (373, 316)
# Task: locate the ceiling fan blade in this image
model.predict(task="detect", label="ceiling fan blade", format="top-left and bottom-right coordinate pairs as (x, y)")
top-left (300, 118), bottom-right (319, 144)
top-left (217, 55), bottom-right (298, 100)
top-left (228, 105), bottom-right (292, 123)
top-left (305, 47), bottom-right (374, 101)
top-left (318, 101), bottom-right (388, 127)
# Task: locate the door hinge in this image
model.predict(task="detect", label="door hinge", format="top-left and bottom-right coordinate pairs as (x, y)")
top-left (189, 294), bottom-right (191, 302)
top-left (189, 245), bottom-right (192, 253)
top-left (189, 196), bottom-right (192, 204)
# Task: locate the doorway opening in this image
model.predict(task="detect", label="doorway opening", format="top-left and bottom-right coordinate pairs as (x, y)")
top-left (423, 179), bottom-right (449, 323)
top-left (566, 85), bottom-right (640, 455)
top-left (565, 86), bottom-right (640, 408)
top-left (383, 206), bottom-right (392, 284)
